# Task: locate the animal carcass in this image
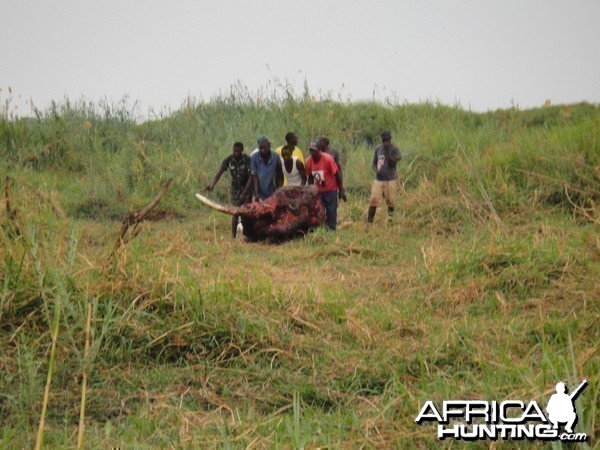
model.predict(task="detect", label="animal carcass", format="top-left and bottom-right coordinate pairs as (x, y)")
top-left (195, 185), bottom-right (326, 242)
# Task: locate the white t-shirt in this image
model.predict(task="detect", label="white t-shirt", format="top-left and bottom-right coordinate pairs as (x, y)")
top-left (281, 156), bottom-right (303, 186)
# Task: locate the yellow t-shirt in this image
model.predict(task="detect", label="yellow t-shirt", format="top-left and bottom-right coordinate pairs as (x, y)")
top-left (275, 145), bottom-right (304, 186)
top-left (275, 146), bottom-right (304, 186)
top-left (275, 146), bottom-right (304, 163)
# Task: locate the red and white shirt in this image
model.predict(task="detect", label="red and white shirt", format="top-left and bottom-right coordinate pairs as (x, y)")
top-left (305, 152), bottom-right (338, 192)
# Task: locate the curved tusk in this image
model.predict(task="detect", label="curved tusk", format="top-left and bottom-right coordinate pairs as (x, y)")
top-left (195, 193), bottom-right (242, 215)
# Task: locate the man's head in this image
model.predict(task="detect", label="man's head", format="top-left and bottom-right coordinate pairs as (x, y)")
top-left (285, 132), bottom-right (298, 147)
top-left (556, 382), bottom-right (566, 394)
top-left (319, 136), bottom-right (330, 149)
top-left (381, 130), bottom-right (392, 149)
top-left (258, 139), bottom-right (271, 156)
top-left (232, 142), bottom-right (244, 159)
top-left (257, 135), bottom-right (270, 147)
top-left (281, 148), bottom-right (293, 161)
top-left (309, 140), bottom-right (321, 161)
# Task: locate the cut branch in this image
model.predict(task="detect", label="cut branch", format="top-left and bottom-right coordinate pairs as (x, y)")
top-left (115, 178), bottom-right (173, 249)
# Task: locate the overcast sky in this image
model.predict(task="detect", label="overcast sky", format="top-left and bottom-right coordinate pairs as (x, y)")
top-left (2, 0), bottom-right (599, 118)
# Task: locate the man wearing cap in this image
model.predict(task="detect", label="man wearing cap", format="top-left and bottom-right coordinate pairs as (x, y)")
top-left (247, 137), bottom-right (283, 201)
top-left (305, 141), bottom-right (345, 231)
top-left (367, 130), bottom-right (401, 223)
top-left (318, 137), bottom-right (346, 201)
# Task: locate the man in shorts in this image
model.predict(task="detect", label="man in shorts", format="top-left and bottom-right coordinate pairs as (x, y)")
top-left (206, 142), bottom-right (251, 238)
top-left (367, 131), bottom-right (401, 223)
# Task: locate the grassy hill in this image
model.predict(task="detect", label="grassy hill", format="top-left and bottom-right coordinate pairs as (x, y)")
top-left (1, 95), bottom-right (598, 448)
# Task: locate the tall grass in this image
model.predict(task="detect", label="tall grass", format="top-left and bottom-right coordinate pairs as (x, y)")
top-left (0, 90), bottom-right (598, 448)
top-left (2, 92), bottom-right (597, 221)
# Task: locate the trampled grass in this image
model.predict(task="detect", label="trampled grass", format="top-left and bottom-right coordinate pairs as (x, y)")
top-left (0, 92), bottom-right (598, 448)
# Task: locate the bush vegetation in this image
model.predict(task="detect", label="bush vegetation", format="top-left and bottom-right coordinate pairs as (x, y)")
top-left (1, 89), bottom-right (598, 448)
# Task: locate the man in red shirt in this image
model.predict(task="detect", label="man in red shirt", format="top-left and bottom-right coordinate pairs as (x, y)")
top-left (305, 141), bottom-right (345, 230)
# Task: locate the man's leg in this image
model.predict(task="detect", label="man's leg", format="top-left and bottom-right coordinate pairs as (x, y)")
top-left (231, 215), bottom-right (239, 239)
top-left (330, 191), bottom-right (338, 230)
top-left (385, 181), bottom-right (397, 221)
top-left (368, 181), bottom-right (382, 223)
top-left (322, 190), bottom-right (338, 230)
top-left (367, 206), bottom-right (377, 223)
top-left (231, 190), bottom-right (244, 239)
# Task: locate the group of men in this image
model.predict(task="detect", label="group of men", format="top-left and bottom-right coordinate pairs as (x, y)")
top-left (206, 131), bottom-right (401, 239)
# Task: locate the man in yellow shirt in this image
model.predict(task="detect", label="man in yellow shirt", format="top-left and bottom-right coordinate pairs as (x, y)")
top-left (275, 132), bottom-right (304, 163)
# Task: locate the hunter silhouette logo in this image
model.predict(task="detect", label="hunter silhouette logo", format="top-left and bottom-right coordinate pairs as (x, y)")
top-left (415, 379), bottom-right (589, 442)
top-left (546, 379), bottom-right (587, 434)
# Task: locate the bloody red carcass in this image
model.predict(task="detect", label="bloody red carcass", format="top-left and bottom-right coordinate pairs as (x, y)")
top-left (195, 185), bottom-right (326, 242)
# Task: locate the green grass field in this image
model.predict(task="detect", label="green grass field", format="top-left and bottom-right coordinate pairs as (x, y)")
top-left (1, 93), bottom-right (598, 448)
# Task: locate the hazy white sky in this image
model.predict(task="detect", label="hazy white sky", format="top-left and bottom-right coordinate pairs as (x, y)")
top-left (2, 0), bottom-right (599, 117)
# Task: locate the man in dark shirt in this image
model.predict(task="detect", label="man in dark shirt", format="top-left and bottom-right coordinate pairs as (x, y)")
top-left (206, 142), bottom-right (251, 238)
top-left (367, 131), bottom-right (401, 223)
